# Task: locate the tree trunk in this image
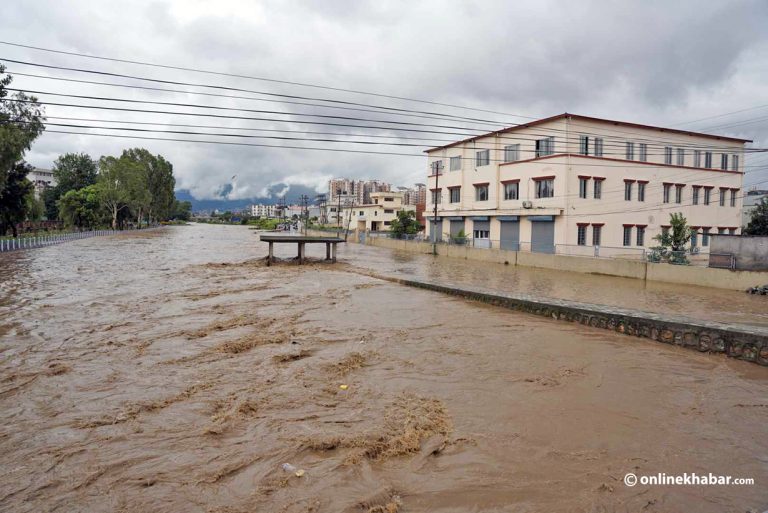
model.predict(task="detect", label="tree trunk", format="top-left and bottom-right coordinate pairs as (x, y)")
top-left (111, 206), bottom-right (118, 230)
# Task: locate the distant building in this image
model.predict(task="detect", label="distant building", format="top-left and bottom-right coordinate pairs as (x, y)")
top-left (27, 167), bottom-right (56, 199)
top-left (742, 189), bottom-right (768, 228)
top-left (328, 178), bottom-right (392, 207)
top-left (250, 203), bottom-right (277, 218)
top-left (338, 192), bottom-right (415, 232)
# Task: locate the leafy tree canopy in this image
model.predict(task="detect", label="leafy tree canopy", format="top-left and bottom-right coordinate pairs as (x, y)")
top-left (0, 161), bottom-right (34, 237)
top-left (389, 210), bottom-right (422, 236)
top-left (743, 198), bottom-right (768, 236)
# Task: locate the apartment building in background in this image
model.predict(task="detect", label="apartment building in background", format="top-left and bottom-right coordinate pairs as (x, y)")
top-left (250, 203), bottom-right (278, 218)
top-left (328, 178), bottom-right (392, 207)
top-left (425, 113), bottom-right (749, 254)
top-left (337, 191), bottom-right (415, 231)
top-left (26, 167), bottom-right (56, 199)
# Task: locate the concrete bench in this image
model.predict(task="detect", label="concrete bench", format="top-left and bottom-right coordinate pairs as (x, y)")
top-left (259, 235), bottom-right (344, 265)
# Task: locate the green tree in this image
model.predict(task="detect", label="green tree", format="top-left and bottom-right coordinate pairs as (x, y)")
top-left (120, 148), bottom-right (175, 224)
top-left (96, 156), bottom-right (137, 229)
top-left (170, 200), bottom-right (192, 221)
top-left (58, 185), bottom-right (104, 230)
top-left (389, 210), bottom-right (422, 237)
top-left (650, 212), bottom-right (692, 264)
top-left (25, 191), bottom-right (44, 222)
top-left (0, 65), bottom-right (45, 193)
top-left (45, 152), bottom-right (98, 220)
top-left (743, 198), bottom-right (768, 236)
top-left (0, 161), bottom-right (34, 237)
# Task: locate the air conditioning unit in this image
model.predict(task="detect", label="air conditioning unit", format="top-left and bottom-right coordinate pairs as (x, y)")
top-left (691, 247), bottom-right (700, 254)
top-left (522, 201), bottom-right (533, 209)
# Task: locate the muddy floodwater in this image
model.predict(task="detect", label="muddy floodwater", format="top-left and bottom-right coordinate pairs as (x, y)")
top-left (1, 224), bottom-right (767, 512)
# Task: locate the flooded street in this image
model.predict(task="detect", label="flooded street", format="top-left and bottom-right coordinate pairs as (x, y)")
top-left (1, 223), bottom-right (767, 512)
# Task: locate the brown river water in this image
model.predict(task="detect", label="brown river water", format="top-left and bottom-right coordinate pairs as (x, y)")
top-left (1, 223), bottom-right (766, 512)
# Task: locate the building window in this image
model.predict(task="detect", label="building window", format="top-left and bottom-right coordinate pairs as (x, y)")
top-left (384, 209), bottom-right (393, 214)
top-left (535, 178), bottom-right (554, 198)
top-left (592, 225), bottom-right (602, 246)
top-left (718, 227), bottom-right (726, 234)
top-left (705, 151), bottom-right (712, 168)
top-left (577, 225), bottom-right (587, 246)
top-left (449, 187), bottom-right (460, 203)
top-left (474, 229), bottom-right (490, 239)
top-left (721, 154), bottom-right (728, 170)
top-left (475, 150), bottom-right (490, 167)
top-left (449, 156), bottom-right (462, 171)
top-left (475, 184), bottom-right (489, 201)
top-left (704, 188), bottom-right (711, 205)
top-left (664, 146), bottom-right (672, 165)
top-left (676, 148), bottom-right (685, 166)
top-left (691, 230), bottom-right (698, 248)
top-left (730, 189), bottom-right (737, 207)
top-left (593, 179), bottom-right (602, 199)
top-left (384, 197), bottom-right (394, 201)
top-left (732, 154), bottom-right (739, 171)
top-left (430, 160), bottom-right (444, 175)
top-left (535, 137), bottom-right (554, 157)
top-left (384, 221), bottom-right (391, 226)
top-left (503, 182), bottom-right (519, 200)
top-left (503, 144), bottom-right (520, 163)
top-left (359, 211), bottom-right (364, 216)
top-left (675, 184), bottom-right (683, 204)
top-left (636, 226), bottom-right (645, 246)
top-left (626, 142), bottom-right (635, 160)
top-left (729, 228), bottom-right (736, 235)
top-left (579, 135), bottom-right (589, 155)
top-left (624, 181), bottom-right (633, 201)
top-left (662, 226), bottom-right (670, 238)
top-left (638, 182), bottom-right (646, 202)
top-left (623, 226), bottom-right (632, 247)
top-left (431, 190), bottom-right (441, 204)
top-left (639, 143), bottom-right (648, 162)
top-left (692, 187), bottom-right (700, 205)
top-left (594, 138), bottom-right (604, 157)
top-left (579, 177), bottom-right (588, 199)
top-left (663, 184), bottom-right (671, 203)
top-left (719, 188), bottom-right (727, 207)
top-left (694, 150), bottom-right (701, 167)
top-left (702, 227), bottom-right (711, 247)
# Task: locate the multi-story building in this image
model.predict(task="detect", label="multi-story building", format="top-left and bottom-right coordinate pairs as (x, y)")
top-left (425, 113), bottom-right (749, 254)
top-left (328, 178), bottom-right (392, 207)
top-left (26, 167), bottom-right (56, 199)
top-left (742, 189), bottom-right (768, 228)
top-left (338, 192), bottom-right (415, 232)
top-left (250, 203), bottom-right (278, 218)
top-left (400, 184), bottom-right (427, 206)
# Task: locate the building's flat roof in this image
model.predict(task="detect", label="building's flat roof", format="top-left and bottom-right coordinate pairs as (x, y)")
top-left (425, 113), bottom-right (753, 153)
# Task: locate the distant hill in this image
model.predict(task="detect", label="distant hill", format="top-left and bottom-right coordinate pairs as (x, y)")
top-left (175, 184), bottom-right (323, 212)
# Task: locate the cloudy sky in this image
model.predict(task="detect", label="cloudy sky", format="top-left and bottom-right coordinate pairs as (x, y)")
top-left (2, 0), bottom-right (768, 203)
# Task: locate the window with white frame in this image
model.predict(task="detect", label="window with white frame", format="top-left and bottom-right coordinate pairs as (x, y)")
top-left (692, 186), bottom-right (700, 205)
top-left (675, 184), bottom-right (684, 204)
top-left (475, 150), bottom-right (490, 167)
top-left (535, 178), bottom-right (554, 198)
top-left (592, 225), bottom-right (602, 246)
top-left (431, 190), bottom-right (441, 204)
top-left (626, 142), bottom-right (635, 160)
top-left (636, 226), bottom-right (645, 246)
top-left (593, 179), bottom-right (602, 199)
top-left (704, 188), bottom-right (711, 205)
top-left (623, 226), bottom-right (632, 246)
top-left (430, 160), bottom-right (444, 175)
top-left (579, 177), bottom-right (588, 199)
top-left (721, 154), bottom-right (728, 170)
top-left (473, 229), bottom-right (490, 239)
top-left (702, 227), bottom-right (711, 247)
top-left (728, 228), bottom-right (736, 235)
top-left (638, 182), bottom-right (646, 202)
top-left (705, 151), bottom-right (713, 168)
top-left (732, 154), bottom-right (739, 171)
top-left (639, 143), bottom-right (648, 162)
top-left (719, 188), bottom-right (727, 207)
top-left (535, 137), bottom-right (554, 157)
top-left (664, 146), bottom-right (672, 165)
top-left (503, 144), bottom-right (520, 163)
top-left (691, 229), bottom-right (698, 247)
top-left (594, 138), bottom-right (604, 157)
top-left (449, 187), bottom-right (460, 203)
top-left (663, 183), bottom-right (671, 203)
top-left (694, 150), bottom-right (701, 167)
top-left (449, 156), bottom-right (462, 171)
top-left (730, 189), bottom-right (737, 207)
top-left (624, 181), bottom-right (633, 201)
top-left (677, 148), bottom-right (685, 166)
top-left (474, 184), bottom-right (489, 201)
top-left (579, 136), bottom-right (589, 156)
top-left (577, 225), bottom-right (587, 246)
top-left (503, 182), bottom-right (519, 200)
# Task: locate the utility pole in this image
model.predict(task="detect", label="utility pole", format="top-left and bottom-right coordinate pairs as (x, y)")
top-left (431, 161), bottom-right (440, 255)
top-left (299, 194), bottom-right (309, 235)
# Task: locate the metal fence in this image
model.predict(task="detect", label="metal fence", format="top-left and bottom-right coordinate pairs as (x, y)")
top-left (0, 230), bottom-right (117, 252)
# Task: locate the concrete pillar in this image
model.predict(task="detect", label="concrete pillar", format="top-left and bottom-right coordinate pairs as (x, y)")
top-left (268, 242), bottom-right (273, 266)
top-left (298, 242), bottom-right (305, 264)
top-left (326, 242), bottom-right (331, 260)
top-left (331, 243), bottom-right (337, 262)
